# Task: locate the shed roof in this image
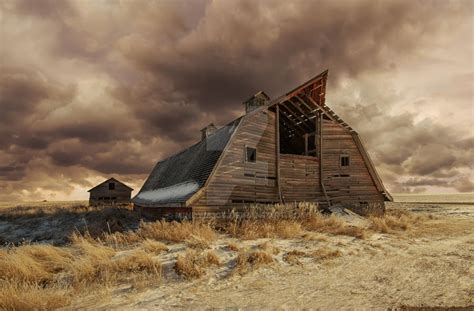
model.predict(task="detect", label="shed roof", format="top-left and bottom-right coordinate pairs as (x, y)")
top-left (88, 177), bottom-right (134, 192)
top-left (132, 117), bottom-right (241, 206)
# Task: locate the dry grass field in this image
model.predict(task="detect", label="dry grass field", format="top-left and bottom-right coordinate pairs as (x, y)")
top-left (0, 200), bottom-right (473, 310)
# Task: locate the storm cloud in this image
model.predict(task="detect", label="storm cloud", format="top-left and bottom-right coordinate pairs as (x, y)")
top-left (0, 0), bottom-right (472, 201)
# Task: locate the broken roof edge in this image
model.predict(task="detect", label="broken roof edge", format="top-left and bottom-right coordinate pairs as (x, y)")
top-left (241, 69), bottom-right (329, 119)
top-left (87, 177), bottom-right (134, 192)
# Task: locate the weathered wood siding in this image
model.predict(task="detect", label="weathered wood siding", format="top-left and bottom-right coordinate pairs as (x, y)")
top-left (321, 119), bottom-right (384, 211)
top-left (280, 154), bottom-right (323, 203)
top-left (194, 110), bottom-right (278, 211)
top-left (89, 181), bottom-right (132, 206)
top-left (193, 109), bottom-right (384, 214)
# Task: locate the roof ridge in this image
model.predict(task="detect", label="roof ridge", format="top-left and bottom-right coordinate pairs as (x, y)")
top-left (88, 177), bottom-right (133, 192)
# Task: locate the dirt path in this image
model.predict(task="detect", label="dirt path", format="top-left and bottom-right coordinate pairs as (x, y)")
top-left (71, 203), bottom-right (474, 310)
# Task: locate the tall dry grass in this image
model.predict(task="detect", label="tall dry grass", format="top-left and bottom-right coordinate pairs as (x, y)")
top-left (0, 234), bottom-right (161, 310)
top-left (138, 220), bottom-right (216, 243)
top-left (369, 209), bottom-right (426, 234)
top-left (174, 250), bottom-right (220, 279)
top-left (235, 250), bottom-right (274, 274)
top-left (221, 203), bottom-right (365, 239)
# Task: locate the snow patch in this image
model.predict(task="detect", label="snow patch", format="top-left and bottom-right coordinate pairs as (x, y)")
top-left (136, 181), bottom-right (200, 202)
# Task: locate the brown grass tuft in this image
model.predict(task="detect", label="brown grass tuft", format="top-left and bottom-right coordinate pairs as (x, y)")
top-left (185, 235), bottom-right (211, 250)
top-left (102, 231), bottom-right (143, 249)
top-left (0, 281), bottom-right (70, 311)
top-left (283, 250), bottom-right (306, 265)
top-left (257, 242), bottom-right (280, 255)
top-left (303, 214), bottom-right (366, 239)
top-left (174, 250), bottom-right (220, 279)
top-left (310, 247), bottom-right (342, 261)
top-left (141, 239), bottom-right (169, 254)
top-left (235, 250), bottom-right (274, 274)
top-left (113, 250), bottom-right (162, 277)
top-left (221, 204), bottom-right (366, 240)
top-left (226, 243), bottom-right (240, 251)
top-left (205, 251), bottom-right (221, 266)
top-left (139, 220), bottom-right (216, 243)
top-left (369, 209), bottom-right (424, 234)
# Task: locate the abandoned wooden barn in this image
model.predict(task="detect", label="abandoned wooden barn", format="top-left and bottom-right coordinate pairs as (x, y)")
top-left (133, 70), bottom-right (392, 217)
top-left (88, 178), bottom-right (133, 206)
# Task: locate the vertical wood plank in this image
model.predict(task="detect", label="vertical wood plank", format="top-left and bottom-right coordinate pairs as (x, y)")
top-left (320, 112), bottom-right (331, 206)
top-left (276, 104), bottom-right (283, 203)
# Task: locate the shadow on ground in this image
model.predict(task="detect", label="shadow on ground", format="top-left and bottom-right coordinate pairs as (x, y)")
top-left (0, 205), bottom-right (142, 245)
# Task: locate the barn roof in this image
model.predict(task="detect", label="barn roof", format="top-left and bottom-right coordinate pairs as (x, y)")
top-left (88, 177), bottom-right (133, 192)
top-left (132, 117), bottom-right (242, 206)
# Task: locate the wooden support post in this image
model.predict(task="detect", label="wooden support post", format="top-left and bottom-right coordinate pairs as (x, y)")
top-left (315, 114), bottom-right (318, 158)
top-left (319, 112), bottom-right (331, 207)
top-left (276, 105), bottom-right (283, 203)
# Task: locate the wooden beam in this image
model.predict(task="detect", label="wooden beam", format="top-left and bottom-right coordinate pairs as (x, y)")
top-left (319, 112), bottom-right (331, 207)
top-left (303, 95), bottom-right (341, 125)
top-left (276, 104), bottom-right (283, 203)
top-left (289, 98), bottom-right (315, 119)
top-left (278, 107), bottom-right (307, 134)
top-left (281, 101), bottom-right (313, 132)
top-left (295, 95), bottom-right (323, 115)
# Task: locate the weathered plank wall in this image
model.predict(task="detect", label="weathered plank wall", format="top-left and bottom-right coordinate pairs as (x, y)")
top-left (89, 181), bottom-right (131, 206)
top-left (194, 110), bottom-right (279, 212)
top-left (193, 109), bottom-right (384, 215)
top-left (321, 119), bottom-right (384, 212)
top-left (280, 154), bottom-right (323, 204)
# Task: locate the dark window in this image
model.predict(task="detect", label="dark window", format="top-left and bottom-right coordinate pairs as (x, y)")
top-left (340, 155), bottom-right (350, 167)
top-left (109, 182), bottom-right (115, 190)
top-left (245, 147), bottom-right (257, 163)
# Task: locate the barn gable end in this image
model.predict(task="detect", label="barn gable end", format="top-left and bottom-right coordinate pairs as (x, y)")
top-left (88, 178), bottom-right (133, 206)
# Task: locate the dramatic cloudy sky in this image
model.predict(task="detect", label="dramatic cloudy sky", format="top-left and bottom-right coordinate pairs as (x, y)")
top-left (0, 0), bottom-right (472, 202)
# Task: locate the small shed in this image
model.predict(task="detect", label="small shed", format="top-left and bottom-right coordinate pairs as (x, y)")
top-left (88, 178), bottom-right (133, 206)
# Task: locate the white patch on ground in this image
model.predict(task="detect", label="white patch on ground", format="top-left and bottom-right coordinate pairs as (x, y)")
top-left (136, 181), bottom-right (199, 202)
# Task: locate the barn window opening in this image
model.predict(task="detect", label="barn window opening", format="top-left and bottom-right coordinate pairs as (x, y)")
top-left (340, 155), bottom-right (350, 167)
top-left (245, 147), bottom-right (257, 163)
top-left (276, 103), bottom-right (317, 156)
top-left (109, 182), bottom-right (115, 190)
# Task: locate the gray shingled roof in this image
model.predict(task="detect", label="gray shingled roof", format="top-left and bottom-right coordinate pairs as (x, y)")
top-left (133, 117), bottom-right (241, 206)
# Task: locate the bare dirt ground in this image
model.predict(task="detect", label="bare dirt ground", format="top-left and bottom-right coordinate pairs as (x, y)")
top-left (67, 202), bottom-right (474, 310)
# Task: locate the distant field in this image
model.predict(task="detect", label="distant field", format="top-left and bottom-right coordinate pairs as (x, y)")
top-left (393, 192), bottom-right (474, 203)
top-left (0, 200), bottom-right (89, 210)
